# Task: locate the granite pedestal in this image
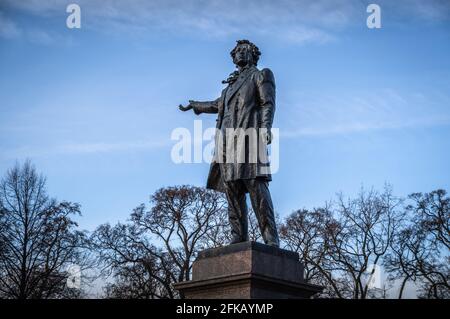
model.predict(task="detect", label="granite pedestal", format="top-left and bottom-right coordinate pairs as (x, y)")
top-left (173, 241), bottom-right (323, 299)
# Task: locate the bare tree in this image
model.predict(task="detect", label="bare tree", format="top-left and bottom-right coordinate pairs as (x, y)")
top-left (103, 261), bottom-right (166, 299)
top-left (280, 186), bottom-right (403, 299)
top-left (280, 207), bottom-right (352, 298)
top-left (92, 185), bottom-right (228, 298)
top-left (326, 186), bottom-right (403, 299)
top-left (131, 186), bottom-right (228, 283)
top-left (0, 161), bottom-right (91, 299)
top-left (385, 190), bottom-right (449, 299)
top-left (91, 222), bottom-right (177, 298)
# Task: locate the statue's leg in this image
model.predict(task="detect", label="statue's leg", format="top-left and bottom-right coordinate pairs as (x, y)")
top-left (224, 180), bottom-right (249, 243)
top-left (245, 179), bottom-right (280, 247)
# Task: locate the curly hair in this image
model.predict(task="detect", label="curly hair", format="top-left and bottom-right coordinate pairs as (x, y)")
top-left (230, 39), bottom-right (261, 66)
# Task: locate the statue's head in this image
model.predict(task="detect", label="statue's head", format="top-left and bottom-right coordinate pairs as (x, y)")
top-left (230, 39), bottom-right (261, 68)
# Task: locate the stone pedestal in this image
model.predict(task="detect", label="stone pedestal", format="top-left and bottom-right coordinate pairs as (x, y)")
top-left (173, 241), bottom-right (323, 299)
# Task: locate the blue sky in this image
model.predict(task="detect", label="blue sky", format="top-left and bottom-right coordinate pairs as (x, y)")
top-left (1, 0), bottom-right (449, 231)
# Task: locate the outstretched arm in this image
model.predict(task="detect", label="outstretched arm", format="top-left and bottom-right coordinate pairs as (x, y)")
top-left (178, 98), bottom-right (219, 114)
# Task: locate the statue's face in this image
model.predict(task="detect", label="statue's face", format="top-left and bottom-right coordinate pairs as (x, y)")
top-left (233, 44), bottom-right (253, 67)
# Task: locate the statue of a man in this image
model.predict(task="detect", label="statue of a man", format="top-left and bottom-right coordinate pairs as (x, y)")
top-left (179, 40), bottom-right (279, 247)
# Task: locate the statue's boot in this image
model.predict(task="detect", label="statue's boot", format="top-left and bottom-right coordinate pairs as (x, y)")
top-left (262, 227), bottom-right (280, 247)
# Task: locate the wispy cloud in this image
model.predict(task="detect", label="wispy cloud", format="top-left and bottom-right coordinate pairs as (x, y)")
top-left (0, 9), bottom-right (71, 45)
top-left (26, 28), bottom-right (55, 45)
top-left (1, 139), bottom-right (170, 159)
top-left (281, 116), bottom-right (450, 138)
top-left (60, 140), bottom-right (169, 154)
top-left (0, 11), bottom-right (22, 39)
top-left (1, 0), bottom-right (358, 44)
top-left (3, 0), bottom-right (449, 45)
top-left (396, 0), bottom-right (450, 21)
top-left (279, 88), bottom-right (450, 138)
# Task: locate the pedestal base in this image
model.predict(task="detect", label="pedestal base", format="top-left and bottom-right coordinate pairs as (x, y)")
top-left (174, 241), bottom-right (322, 299)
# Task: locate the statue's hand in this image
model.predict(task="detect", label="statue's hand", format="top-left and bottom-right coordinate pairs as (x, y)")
top-left (178, 104), bottom-right (192, 112)
top-left (178, 100), bottom-right (196, 112)
top-left (261, 130), bottom-right (272, 145)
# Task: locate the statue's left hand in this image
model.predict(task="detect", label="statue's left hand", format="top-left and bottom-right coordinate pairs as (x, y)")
top-left (262, 130), bottom-right (272, 145)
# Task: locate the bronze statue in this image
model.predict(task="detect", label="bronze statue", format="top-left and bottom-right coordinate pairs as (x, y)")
top-left (179, 40), bottom-right (279, 247)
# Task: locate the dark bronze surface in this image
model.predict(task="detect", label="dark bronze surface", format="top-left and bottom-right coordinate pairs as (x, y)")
top-left (179, 40), bottom-right (279, 247)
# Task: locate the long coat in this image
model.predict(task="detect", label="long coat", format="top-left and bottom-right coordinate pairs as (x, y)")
top-left (193, 65), bottom-right (276, 193)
